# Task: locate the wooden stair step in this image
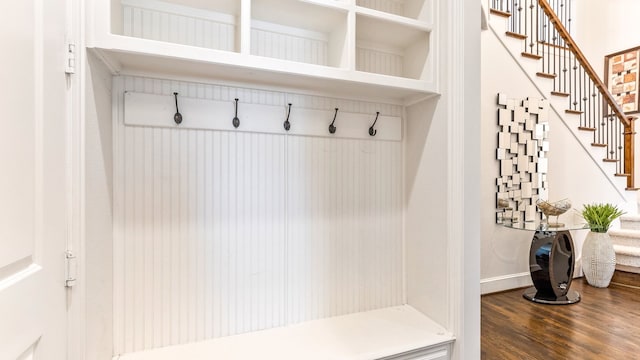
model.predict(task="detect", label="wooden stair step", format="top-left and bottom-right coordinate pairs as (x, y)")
top-left (490, 8), bottom-right (512, 18)
top-left (551, 91), bottom-right (570, 97)
top-left (615, 173), bottom-right (631, 177)
top-left (521, 52), bottom-right (543, 60)
top-left (505, 31), bottom-right (527, 40)
top-left (603, 158), bottom-right (619, 163)
top-left (578, 126), bottom-right (596, 131)
top-left (626, 187), bottom-right (640, 191)
top-left (565, 109), bottom-right (583, 115)
top-left (536, 72), bottom-right (556, 79)
top-left (611, 269), bottom-right (640, 288)
top-left (591, 143), bottom-right (607, 147)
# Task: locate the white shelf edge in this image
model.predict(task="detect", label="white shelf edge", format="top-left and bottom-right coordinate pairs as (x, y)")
top-left (355, 6), bottom-right (433, 32)
top-left (89, 34), bottom-right (439, 101)
top-left (301, 0), bottom-right (353, 12)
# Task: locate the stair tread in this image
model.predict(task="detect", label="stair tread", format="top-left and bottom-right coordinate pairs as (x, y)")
top-left (615, 173), bottom-right (631, 177)
top-left (536, 72), bottom-right (557, 78)
top-left (505, 31), bottom-right (526, 40)
top-left (551, 91), bottom-right (570, 97)
top-left (591, 143), bottom-right (607, 147)
top-left (521, 52), bottom-right (543, 60)
top-left (603, 158), bottom-right (619, 162)
top-left (566, 109), bottom-right (583, 114)
top-left (613, 244), bottom-right (640, 256)
top-left (621, 214), bottom-right (640, 222)
top-left (578, 126), bottom-right (596, 131)
top-left (609, 228), bottom-right (640, 236)
top-left (611, 269), bottom-right (640, 288)
top-left (490, 8), bottom-right (511, 17)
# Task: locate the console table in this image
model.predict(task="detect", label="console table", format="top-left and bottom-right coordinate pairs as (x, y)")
top-left (505, 222), bottom-right (588, 305)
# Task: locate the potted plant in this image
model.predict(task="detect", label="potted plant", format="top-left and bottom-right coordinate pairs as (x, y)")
top-left (580, 203), bottom-right (625, 287)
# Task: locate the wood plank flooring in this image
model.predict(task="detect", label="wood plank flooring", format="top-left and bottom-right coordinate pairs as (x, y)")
top-left (482, 278), bottom-right (640, 359)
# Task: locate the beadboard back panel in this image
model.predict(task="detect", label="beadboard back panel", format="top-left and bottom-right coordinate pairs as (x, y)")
top-left (356, 46), bottom-right (405, 78)
top-left (113, 76), bottom-right (404, 354)
top-left (250, 22), bottom-right (329, 66)
top-left (122, 0), bottom-right (237, 52)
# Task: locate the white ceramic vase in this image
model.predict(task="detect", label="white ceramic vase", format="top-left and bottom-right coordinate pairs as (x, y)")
top-left (581, 231), bottom-right (616, 288)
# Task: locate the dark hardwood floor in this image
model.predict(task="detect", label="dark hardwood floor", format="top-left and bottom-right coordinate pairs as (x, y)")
top-left (482, 278), bottom-right (640, 359)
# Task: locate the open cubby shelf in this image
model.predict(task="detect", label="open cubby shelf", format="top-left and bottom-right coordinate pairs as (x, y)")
top-left (91, 0), bottom-right (436, 101)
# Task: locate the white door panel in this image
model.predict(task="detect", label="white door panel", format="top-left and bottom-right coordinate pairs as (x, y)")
top-left (0, 0), bottom-right (36, 271)
top-left (0, 0), bottom-right (70, 358)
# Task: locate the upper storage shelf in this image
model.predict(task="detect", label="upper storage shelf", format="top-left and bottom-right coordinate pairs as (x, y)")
top-left (88, 0), bottom-right (437, 101)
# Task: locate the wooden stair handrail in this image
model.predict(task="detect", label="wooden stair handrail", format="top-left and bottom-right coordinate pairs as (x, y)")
top-left (538, 0), bottom-right (632, 127)
top-left (538, 0), bottom-right (635, 188)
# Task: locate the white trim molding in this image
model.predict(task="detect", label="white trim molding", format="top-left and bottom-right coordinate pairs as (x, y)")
top-left (447, 0), bottom-right (481, 359)
top-left (480, 272), bottom-right (532, 295)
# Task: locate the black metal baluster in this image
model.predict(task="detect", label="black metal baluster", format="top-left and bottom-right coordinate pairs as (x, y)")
top-left (580, 65), bottom-right (587, 126)
top-left (529, 1), bottom-right (535, 54)
top-left (597, 92), bottom-right (601, 145)
top-left (563, 29), bottom-right (568, 94)
top-left (572, 57), bottom-right (578, 111)
top-left (552, 17), bottom-right (557, 91)
top-left (568, 0), bottom-right (572, 34)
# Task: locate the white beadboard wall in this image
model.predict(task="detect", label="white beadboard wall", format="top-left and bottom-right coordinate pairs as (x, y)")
top-left (122, 0), bottom-right (237, 52)
top-left (357, 0), bottom-right (405, 17)
top-left (251, 23), bottom-right (328, 66)
top-left (113, 76), bottom-right (404, 355)
top-left (356, 46), bottom-right (404, 78)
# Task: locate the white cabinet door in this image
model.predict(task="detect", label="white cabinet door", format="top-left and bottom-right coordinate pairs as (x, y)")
top-left (0, 0), bottom-right (71, 359)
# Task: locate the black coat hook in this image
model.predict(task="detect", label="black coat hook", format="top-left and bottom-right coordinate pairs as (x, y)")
top-left (173, 92), bottom-right (182, 125)
top-left (369, 112), bottom-right (379, 136)
top-left (232, 98), bottom-right (240, 128)
top-left (329, 108), bottom-right (338, 134)
top-left (284, 103), bottom-right (292, 131)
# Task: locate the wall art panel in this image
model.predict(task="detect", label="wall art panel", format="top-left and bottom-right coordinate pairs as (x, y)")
top-left (495, 93), bottom-right (549, 224)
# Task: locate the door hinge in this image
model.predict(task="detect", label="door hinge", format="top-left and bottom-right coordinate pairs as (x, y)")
top-left (65, 250), bottom-right (77, 287)
top-left (65, 42), bottom-right (76, 74)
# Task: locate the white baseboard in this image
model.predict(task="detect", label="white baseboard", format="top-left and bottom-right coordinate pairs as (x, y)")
top-left (480, 272), bottom-right (532, 295)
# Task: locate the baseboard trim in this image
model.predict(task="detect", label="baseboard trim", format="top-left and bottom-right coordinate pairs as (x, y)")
top-left (481, 272), bottom-right (532, 295)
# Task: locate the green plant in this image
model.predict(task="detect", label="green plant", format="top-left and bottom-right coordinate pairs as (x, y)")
top-left (580, 203), bottom-right (625, 233)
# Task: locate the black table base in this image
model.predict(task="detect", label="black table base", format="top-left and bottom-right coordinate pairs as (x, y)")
top-left (525, 229), bottom-right (581, 305)
top-left (523, 287), bottom-right (580, 304)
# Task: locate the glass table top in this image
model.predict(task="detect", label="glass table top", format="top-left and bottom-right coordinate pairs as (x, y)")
top-left (503, 222), bottom-right (590, 232)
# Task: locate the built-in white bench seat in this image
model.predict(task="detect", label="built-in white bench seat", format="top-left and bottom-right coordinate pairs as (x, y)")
top-left (115, 305), bottom-right (454, 360)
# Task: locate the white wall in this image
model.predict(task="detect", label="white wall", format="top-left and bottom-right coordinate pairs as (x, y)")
top-left (574, 0), bottom-right (640, 83)
top-left (85, 52), bottom-right (114, 360)
top-left (480, 21), bottom-right (629, 294)
top-left (405, 97), bottom-right (449, 327)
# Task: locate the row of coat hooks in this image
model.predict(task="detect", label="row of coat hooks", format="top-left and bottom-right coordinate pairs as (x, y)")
top-left (173, 92), bottom-right (382, 136)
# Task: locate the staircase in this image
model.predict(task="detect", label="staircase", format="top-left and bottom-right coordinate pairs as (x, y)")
top-left (610, 216), bottom-right (640, 269)
top-left (488, 0), bottom-right (640, 275)
top-left (489, 0), bottom-right (636, 191)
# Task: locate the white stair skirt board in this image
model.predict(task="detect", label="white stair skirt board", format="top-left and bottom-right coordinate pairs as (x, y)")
top-left (113, 305), bottom-right (454, 360)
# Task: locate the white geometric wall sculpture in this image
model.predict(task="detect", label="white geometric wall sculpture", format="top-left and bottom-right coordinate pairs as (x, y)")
top-left (495, 93), bottom-right (549, 224)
